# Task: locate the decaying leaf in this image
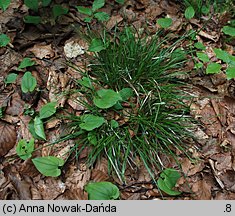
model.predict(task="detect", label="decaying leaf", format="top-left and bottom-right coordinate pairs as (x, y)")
top-left (0, 120), bottom-right (17, 157)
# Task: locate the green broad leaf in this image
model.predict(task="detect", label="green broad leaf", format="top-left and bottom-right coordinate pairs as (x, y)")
top-left (94, 12), bottom-right (110, 22)
top-left (88, 38), bottom-right (106, 52)
top-left (83, 17), bottom-right (93, 23)
top-left (5, 73), bottom-right (17, 84)
top-left (157, 168), bottom-right (181, 196)
top-left (24, 0), bottom-right (38, 12)
top-left (18, 58), bottom-right (35, 70)
top-left (194, 42), bottom-right (206, 50)
top-left (32, 156), bottom-right (64, 177)
top-left (92, 0), bottom-right (105, 12)
top-left (94, 89), bottom-right (122, 109)
top-left (85, 182), bottom-right (120, 200)
top-left (16, 138), bottom-right (34, 160)
top-left (52, 5), bottom-right (69, 19)
top-left (110, 119), bottom-right (119, 129)
top-left (196, 52), bottom-right (210, 63)
top-left (28, 119), bottom-right (43, 140)
top-left (229, 55), bottom-right (235, 66)
top-left (76, 6), bottom-right (92, 16)
top-left (222, 26), bottom-right (235, 37)
top-left (206, 63), bottom-right (222, 74)
top-left (213, 48), bottom-right (230, 63)
top-left (34, 116), bottom-right (46, 140)
top-left (118, 88), bottom-right (133, 101)
top-left (87, 132), bottom-right (98, 145)
top-left (79, 114), bottom-right (105, 131)
top-left (226, 66), bottom-right (235, 80)
top-left (113, 101), bottom-right (123, 110)
top-left (115, 0), bottom-right (124, 4)
top-left (77, 77), bottom-right (93, 89)
top-left (23, 15), bottom-right (41, 24)
top-left (185, 6), bottom-right (195, 19)
top-left (0, 0), bottom-right (11, 11)
top-left (21, 71), bottom-right (37, 93)
top-left (157, 18), bottom-right (172, 28)
top-left (171, 48), bottom-right (186, 62)
top-left (0, 33), bottom-right (10, 47)
top-left (41, 0), bottom-right (51, 7)
top-left (194, 62), bottom-right (203, 69)
top-left (201, 5), bottom-right (210, 15)
top-left (39, 102), bottom-right (57, 119)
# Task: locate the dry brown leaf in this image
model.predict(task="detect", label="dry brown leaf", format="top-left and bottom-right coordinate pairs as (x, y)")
top-left (210, 152), bottom-right (232, 172)
top-left (192, 179), bottom-right (211, 200)
top-left (0, 120), bottom-right (17, 157)
top-left (105, 14), bottom-right (123, 30)
top-left (29, 44), bottom-right (54, 59)
top-left (5, 92), bottom-right (25, 116)
top-left (91, 169), bottom-right (109, 182)
top-left (67, 92), bottom-right (87, 111)
top-left (37, 178), bottom-right (66, 200)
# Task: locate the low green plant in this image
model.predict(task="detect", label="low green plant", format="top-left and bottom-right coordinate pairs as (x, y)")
top-left (85, 182), bottom-right (120, 200)
top-left (60, 27), bottom-right (193, 183)
top-left (157, 18), bottom-right (173, 28)
top-left (157, 168), bottom-right (181, 196)
top-left (76, 0), bottom-right (110, 23)
top-left (21, 71), bottom-right (37, 93)
top-left (0, 33), bottom-right (10, 47)
top-left (4, 73), bottom-right (17, 84)
top-left (193, 42), bottom-right (235, 79)
top-left (29, 102), bottom-right (57, 140)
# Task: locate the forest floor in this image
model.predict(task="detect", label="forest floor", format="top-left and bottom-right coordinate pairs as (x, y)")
top-left (0, 0), bottom-right (235, 200)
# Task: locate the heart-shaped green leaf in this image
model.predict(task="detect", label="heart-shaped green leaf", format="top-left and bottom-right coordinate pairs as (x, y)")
top-left (5, 73), bottom-right (18, 84)
top-left (157, 18), bottom-right (172, 28)
top-left (85, 182), bottom-right (120, 200)
top-left (196, 52), bottom-right (209, 63)
top-left (34, 116), bottom-right (46, 140)
top-left (79, 114), bottom-right (105, 131)
top-left (226, 66), bottom-right (235, 80)
top-left (0, 0), bottom-right (11, 11)
top-left (94, 89), bottom-right (122, 109)
top-left (206, 63), bottom-right (221, 74)
top-left (16, 138), bottom-right (34, 160)
top-left (18, 58), bottom-right (35, 70)
top-left (0, 33), bottom-right (10, 47)
top-left (92, 0), bottom-right (105, 12)
top-left (222, 26), bottom-right (235, 37)
top-left (118, 88), bottom-right (133, 101)
top-left (32, 156), bottom-right (64, 177)
top-left (76, 6), bottom-right (92, 16)
top-left (185, 6), bottom-right (195, 19)
top-left (39, 102), bottom-right (57, 119)
top-left (21, 71), bottom-right (37, 93)
top-left (24, 0), bottom-right (38, 12)
top-left (94, 12), bottom-right (110, 22)
top-left (157, 168), bottom-right (181, 196)
top-left (89, 38), bottom-right (106, 52)
top-left (52, 5), bottom-right (69, 19)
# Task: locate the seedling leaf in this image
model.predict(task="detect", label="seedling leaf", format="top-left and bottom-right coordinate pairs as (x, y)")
top-left (226, 66), bottom-right (235, 80)
top-left (41, 0), bottom-right (51, 7)
top-left (88, 38), bottom-right (106, 52)
top-left (94, 12), bottom-right (110, 21)
top-left (32, 156), bottom-right (64, 177)
top-left (79, 114), bottom-right (105, 131)
top-left (76, 6), bottom-right (92, 16)
top-left (24, 0), bottom-right (38, 12)
top-left (214, 48), bottom-right (230, 63)
top-left (94, 89), bottom-right (122, 109)
top-left (16, 138), bottom-right (34, 160)
top-left (157, 18), bottom-right (172, 28)
top-left (194, 42), bottom-right (206, 50)
top-left (196, 52), bottom-right (209, 63)
top-left (24, 15), bottom-right (41, 24)
top-left (206, 63), bottom-right (221, 74)
top-left (157, 168), bottom-right (181, 196)
top-left (0, 0), bottom-right (11, 11)
top-left (185, 6), bottom-right (195, 19)
top-left (34, 116), bottom-right (46, 140)
top-left (5, 73), bottom-right (17, 84)
top-left (21, 71), bottom-right (37, 93)
top-left (85, 182), bottom-right (120, 200)
top-left (52, 5), bottom-right (69, 19)
top-left (39, 102), bottom-right (57, 119)
top-left (119, 88), bottom-right (133, 101)
top-left (92, 0), bottom-right (105, 12)
top-left (222, 26), bottom-right (235, 37)
top-left (0, 33), bottom-right (10, 47)
top-left (18, 58), bottom-right (35, 70)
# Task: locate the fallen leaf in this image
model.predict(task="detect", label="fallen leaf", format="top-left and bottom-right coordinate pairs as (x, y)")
top-left (0, 120), bottom-right (17, 157)
top-left (192, 180), bottom-right (211, 200)
top-left (29, 44), bottom-right (54, 59)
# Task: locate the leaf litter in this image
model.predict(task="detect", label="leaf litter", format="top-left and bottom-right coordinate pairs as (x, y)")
top-left (0, 0), bottom-right (235, 200)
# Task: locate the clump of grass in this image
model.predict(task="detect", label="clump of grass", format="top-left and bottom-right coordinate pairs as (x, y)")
top-left (62, 27), bottom-right (193, 183)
